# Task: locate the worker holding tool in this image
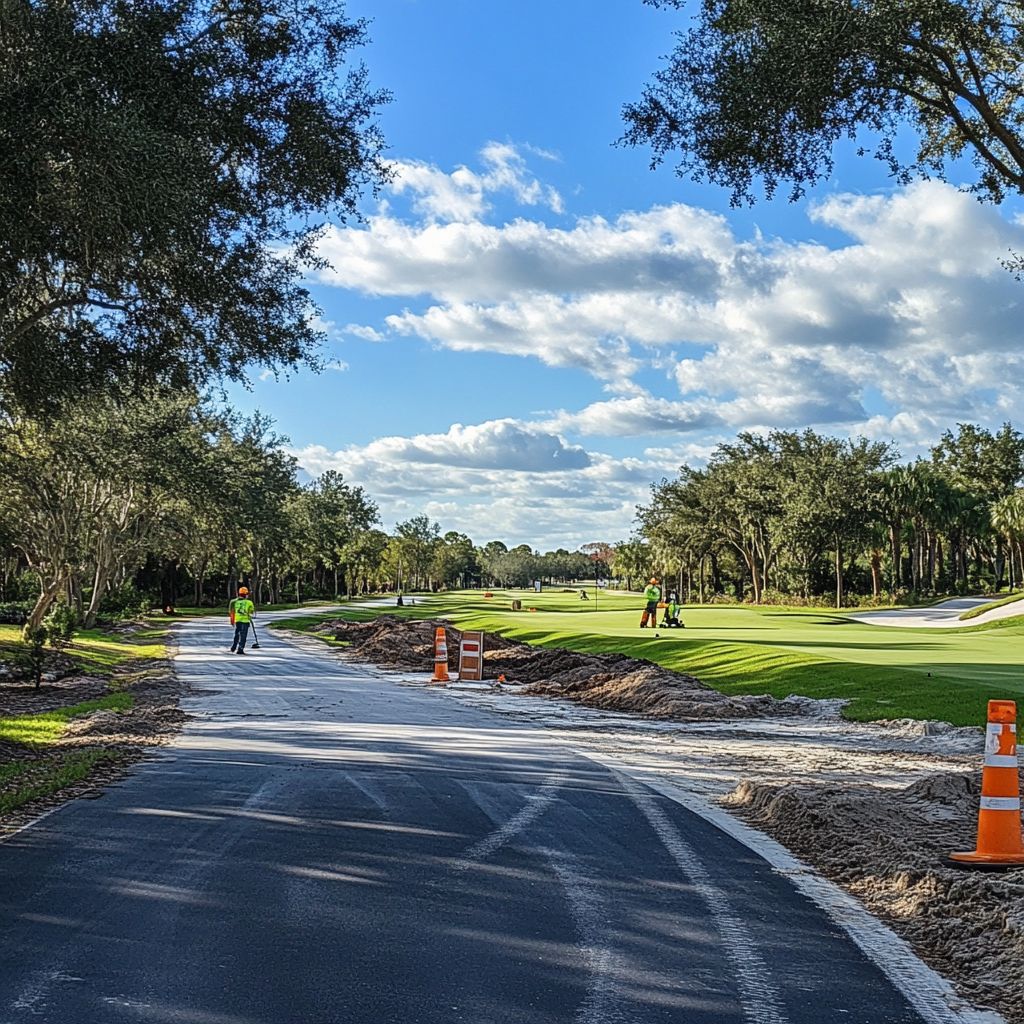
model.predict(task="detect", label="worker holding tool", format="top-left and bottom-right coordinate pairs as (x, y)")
top-left (639, 577), bottom-right (660, 628)
top-left (229, 587), bottom-right (255, 654)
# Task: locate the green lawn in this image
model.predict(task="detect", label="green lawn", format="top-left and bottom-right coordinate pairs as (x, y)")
top-left (277, 589), bottom-right (1023, 727)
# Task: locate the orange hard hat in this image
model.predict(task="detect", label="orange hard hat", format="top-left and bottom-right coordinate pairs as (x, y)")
top-left (650, 577), bottom-right (658, 584)
top-left (238, 587), bottom-right (248, 595)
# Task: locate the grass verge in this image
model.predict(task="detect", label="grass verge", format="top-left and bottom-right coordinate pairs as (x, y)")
top-left (959, 592), bottom-right (1024, 620)
top-left (0, 693), bottom-right (133, 747)
top-left (0, 749), bottom-right (121, 817)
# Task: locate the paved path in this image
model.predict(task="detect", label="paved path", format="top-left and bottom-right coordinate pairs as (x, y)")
top-left (845, 596), bottom-right (1024, 629)
top-left (0, 614), bottom-right (980, 1023)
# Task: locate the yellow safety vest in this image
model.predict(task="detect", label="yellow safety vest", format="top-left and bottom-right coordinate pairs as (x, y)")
top-left (233, 598), bottom-right (254, 623)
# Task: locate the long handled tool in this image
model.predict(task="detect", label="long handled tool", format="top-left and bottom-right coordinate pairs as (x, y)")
top-left (250, 619), bottom-right (261, 650)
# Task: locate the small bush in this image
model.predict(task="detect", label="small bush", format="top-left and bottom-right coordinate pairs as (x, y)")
top-left (98, 582), bottom-right (151, 623)
top-left (45, 603), bottom-right (78, 644)
top-left (18, 625), bottom-right (49, 688)
top-left (0, 601), bottom-right (31, 625)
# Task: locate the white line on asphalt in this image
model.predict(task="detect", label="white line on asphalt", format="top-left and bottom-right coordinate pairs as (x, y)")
top-left (455, 777), bottom-right (564, 867)
top-left (598, 759), bottom-right (1005, 1024)
top-left (615, 771), bottom-right (791, 1024)
top-left (543, 847), bottom-right (630, 1024)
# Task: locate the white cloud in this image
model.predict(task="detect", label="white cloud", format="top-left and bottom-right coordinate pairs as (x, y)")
top-left (318, 179), bottom-right (1024, 434)
top-left (342, 323), bottom-right (385, 342)
top-left (293, 418), bottom-right (675, 546)
top-left (325, 359), bottom-right (349, 372)
top-left (387, 142), bottom-right (562, 224)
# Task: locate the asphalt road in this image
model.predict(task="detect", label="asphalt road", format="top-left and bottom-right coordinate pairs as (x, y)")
top-left (0, 614), bottom-right (933, 1024)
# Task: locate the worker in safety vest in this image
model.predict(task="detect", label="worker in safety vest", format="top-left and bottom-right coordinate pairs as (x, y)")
top-left (640, 578), bottom-right (660, 628)
top-left (662, 592), bottom-right (685, 628)
top-left (229, 587), bottom-right (255, 654)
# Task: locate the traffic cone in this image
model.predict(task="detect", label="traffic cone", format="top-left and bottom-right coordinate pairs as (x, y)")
top-left (950, 699), bottom-right (1024, 868)
top-left (431, 627), bottom-right (450, 683)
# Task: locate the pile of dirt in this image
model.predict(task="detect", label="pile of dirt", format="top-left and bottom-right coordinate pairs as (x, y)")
top-left (312, 616), bottom-right (795, 721)
top-left (0, 674), bottom-right (109, 715)
top-left (724, 773), bottom-right (1024, 1022)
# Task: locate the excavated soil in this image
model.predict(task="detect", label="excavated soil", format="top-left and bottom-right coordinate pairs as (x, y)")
top-left (725, 773), bottom-right (1024, 1022)
top-left (310, 615), bottom-right (796, 720)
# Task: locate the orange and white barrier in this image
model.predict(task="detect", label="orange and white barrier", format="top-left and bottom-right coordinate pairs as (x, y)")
top-left (458, 631), bottom-right (484, 681)
top-left (431, 627), bottom-right (450, 683)
top-left (951, 699), bottom-right (1024, 867)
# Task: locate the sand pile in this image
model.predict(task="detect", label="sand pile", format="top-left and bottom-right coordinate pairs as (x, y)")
top-left (311, 616), bottom-right (795, 721)
top-left (724, 773), bottom-right (1024, 1021)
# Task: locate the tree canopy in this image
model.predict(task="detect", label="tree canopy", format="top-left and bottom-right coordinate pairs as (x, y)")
top-left (0, 0), bottom-right (389, 409)
top-left (623, 0), bottom-right (1024, 205)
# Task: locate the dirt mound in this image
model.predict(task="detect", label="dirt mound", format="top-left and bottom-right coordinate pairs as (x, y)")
top-left (0, 675), bottom-right (109, 715)
top-left (724, 773), bottom-right (1024, 1021)
top-left (60, 704), bottom-right (187, 747)
top-left (314, 616), bottom-right (795, 721)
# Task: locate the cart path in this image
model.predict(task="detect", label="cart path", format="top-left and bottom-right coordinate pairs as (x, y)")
top-left (845, 595), bottom-right (1024, 628)
top-left (0, 613), bottom-right (969, 1023)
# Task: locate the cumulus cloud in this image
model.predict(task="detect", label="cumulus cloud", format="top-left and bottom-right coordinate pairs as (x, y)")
top-left (387, 142), bottom-right (563, 224)
top-left (293, 419), bottom-right (674, 546)
top-left (319, 178), bottom-right (1024, 434)
top-left (342, 323), bottom-right (385, 342)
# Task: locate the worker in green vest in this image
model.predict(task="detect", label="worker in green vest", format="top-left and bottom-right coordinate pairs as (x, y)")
top-left (229, 586), bottom-right (255, 654)
top-left (640, 577), bottom-right (660, 628)
top-left (662, 592), bottom-right (685, 628)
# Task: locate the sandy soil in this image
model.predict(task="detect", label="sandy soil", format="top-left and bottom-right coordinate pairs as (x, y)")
top-left (725, 774), bottom-right (1024, 1023)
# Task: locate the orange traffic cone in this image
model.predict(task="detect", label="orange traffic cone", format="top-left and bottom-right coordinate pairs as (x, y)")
top-left (431, 627), bottom-right (450, 683)
top-left (950, 699), bottom-right (1024, 867)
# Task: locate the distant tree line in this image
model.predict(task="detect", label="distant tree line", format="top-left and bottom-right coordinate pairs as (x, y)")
top-left (638, 423), bottom-right (1024, 608)
top-left (0, 395), bottom-right (621, 632)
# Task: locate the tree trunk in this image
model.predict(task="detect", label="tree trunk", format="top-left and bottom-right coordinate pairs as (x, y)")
top-left (27, 574), bottom-right (66, 630)
top-left (870, 551), bottom-right (882, 600)
top-left (160, 558), bottom-right (178, 613)
top-left (834, 537), bottom-right (843, 609)
top-left (83, 563), bottom-right (110, 629)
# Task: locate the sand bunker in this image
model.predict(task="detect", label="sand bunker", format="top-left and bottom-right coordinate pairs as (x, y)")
top-left (725, 773), bottom-right (1024, 1022)
top-left (310, 616), bottom-right (796, 720)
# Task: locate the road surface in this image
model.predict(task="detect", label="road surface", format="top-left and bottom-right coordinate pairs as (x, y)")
top-left (0, 614), bottom-right (983, 1023)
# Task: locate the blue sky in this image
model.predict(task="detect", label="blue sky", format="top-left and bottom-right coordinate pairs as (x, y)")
top-left (229, 0), bottom-right (1024, 547)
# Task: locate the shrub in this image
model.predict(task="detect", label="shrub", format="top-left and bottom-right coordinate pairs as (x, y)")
top-left (44, 603), bottom-right (78, 644)
top-left (0, 601), bottom-right (31, 625)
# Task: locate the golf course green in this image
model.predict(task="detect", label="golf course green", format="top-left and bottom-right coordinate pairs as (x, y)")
top-left (285, 589), bottom-right (1024, 727)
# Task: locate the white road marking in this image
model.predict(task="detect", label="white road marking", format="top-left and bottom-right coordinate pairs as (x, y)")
top-left (615, 771), bottom-right (791, 1024)
top-left (455, 777), bottom-right (564, 867)
top-left (544, 847), bottom-right (630, 1024)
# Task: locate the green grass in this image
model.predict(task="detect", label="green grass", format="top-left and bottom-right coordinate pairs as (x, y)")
top-left (0, 693), bottom-right (133, 747)
top-left (0, 749), bottom-right (120, 816)
top-left (959, 592), bottom-right (1024, 620)
top-left (283, 590), bottom-right (1024, 727)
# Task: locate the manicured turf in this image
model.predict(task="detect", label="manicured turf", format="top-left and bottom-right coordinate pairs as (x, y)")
top-left (278, 589), bottom-right (1023, 727)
